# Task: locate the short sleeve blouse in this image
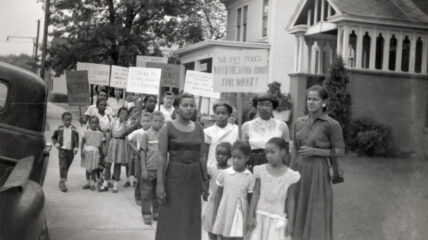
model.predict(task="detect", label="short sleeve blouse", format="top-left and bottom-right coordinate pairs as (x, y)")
top-left (242, 117), bottom-right (290, 150)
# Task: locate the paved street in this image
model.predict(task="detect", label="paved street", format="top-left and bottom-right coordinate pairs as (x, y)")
top-left (44, 103), bottom-right (428, 240)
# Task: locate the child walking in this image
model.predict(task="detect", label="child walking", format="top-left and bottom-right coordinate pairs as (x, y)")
top-left (51, 112), bottom-right (79, 192)
top-left (246, 137), bottom-right (301, 240)
top-left (80, 116), bottom-right (106, 191)
top-left (203, 142), bottom-right (232, 240)
top-left (212, 141), bottom-right (255, 240)
top-left (101, 107), bottom-right (132, 193)
top-left (140, 111), bottom-right (164, 225)
top-left (128, 112), bottom-right (152, 204)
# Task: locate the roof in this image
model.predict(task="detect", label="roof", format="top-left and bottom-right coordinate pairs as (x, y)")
top-left (174, 40), bottom-right (270, 56)
top-left (329, 0), bottom-right (428, 23)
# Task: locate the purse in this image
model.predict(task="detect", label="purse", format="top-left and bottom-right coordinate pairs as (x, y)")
top-left (328, 156), bottom-right (344, 184)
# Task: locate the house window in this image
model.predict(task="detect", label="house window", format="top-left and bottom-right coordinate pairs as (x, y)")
top-left (243, 6), bottom-right (248, 42)
top-left (237, 8), bottom-right (242, 41)
top-left (262, 0), bottom-right (269, 37)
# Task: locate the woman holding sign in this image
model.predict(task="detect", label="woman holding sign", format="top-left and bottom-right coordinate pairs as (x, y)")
top-left (156, 93), bottom-right (208, 240)
top-left (241, 94), bottom-right (290, 172)
top-left (107, 88), bottom-right (126, 116)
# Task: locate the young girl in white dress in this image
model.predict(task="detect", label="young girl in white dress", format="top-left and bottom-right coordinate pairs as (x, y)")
top-left (247, 137), bottom-right (301, 240)
top-left (212, 141), bottom-right (255, 240)
top-left (81, 116), bottom-right (106, 190)
top-left (203, 142), bottom-right (232, 240)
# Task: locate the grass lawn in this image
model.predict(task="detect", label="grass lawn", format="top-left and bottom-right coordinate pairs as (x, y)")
top-left (334, 156), bottom-right (428, 240)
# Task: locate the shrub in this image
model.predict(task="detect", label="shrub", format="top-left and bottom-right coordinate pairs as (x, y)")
top-left (349, 117), bottom-right (396, 157)
top-left (48, 92), bottom-right (68, 103)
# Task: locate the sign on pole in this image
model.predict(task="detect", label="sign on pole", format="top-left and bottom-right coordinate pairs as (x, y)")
top-left (212, 49), bottom-right (269, 92)
top-left (110, 65), bottom-right (129, 89)
top-left (65, 70), bottom-right (90, 106)
top-left (136, 55), bottom-right (168, 67)
top-left (184, 70), bottom-right (220, 99)
top-left (126, 67), bottom-right (162, 95)
top-left (146, 62), bottom-right (180, 88)
top-left (76, 62), bottom-right (110, 86)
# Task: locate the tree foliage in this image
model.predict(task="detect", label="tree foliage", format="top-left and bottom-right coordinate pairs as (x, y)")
top-left (46, 0), bottom-right (226, 74)
top-left (0, 54), bottom-right (35, 72)
top-left (323, 56), bottom-right (352, 144)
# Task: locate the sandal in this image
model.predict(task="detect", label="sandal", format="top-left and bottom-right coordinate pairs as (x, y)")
top-left (142, 214), bottom-right (152, 225)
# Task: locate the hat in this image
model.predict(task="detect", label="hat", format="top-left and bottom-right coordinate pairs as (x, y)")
top-left (252, 93), bottom-right (279, 109)
top-left (268, 81), bottom-right (281, 89)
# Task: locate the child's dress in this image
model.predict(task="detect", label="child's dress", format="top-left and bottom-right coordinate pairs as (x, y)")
top-left (81, 129), bottom-right (105, 172)
top-left (248, 164), bottom-right (301, 240)
top-left (202, 164), bottom-right (229, 233)
top-left (106, 119), bottom-right (129, 164)
top-left (212, 167), bottom-right (255, 238)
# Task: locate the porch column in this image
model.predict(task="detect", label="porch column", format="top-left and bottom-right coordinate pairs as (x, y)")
top-left (422, 33), bottom-right (428, 74)
top-left (356, 27), bottom-right (364, 69)
top-left (320, 0), bottom-right (325, 22)
top-left (395, 31), bottom-right (403, 72)
top-left (307, 9), bottom-right (312, 26)
top-left (409, 33), bottom-right (416, 73)
top-left (382, 30), bottom-right (391, 71)
top-left (314, 0), bottom-right (319, 24)
top-left (369, 29), bottom-right (377, 70)
top-left (342, 26), bottom-right (350, 65)
top-left (306, 39), bottom-right (314, 73)
top-left (327, 4), bottom-right (332, 18)
top-left (318, 40), bottom-right (325, 74)
top-left (294, 35), bottom-right (301, 72)
top-left (297, 34), bottom-right (308, 73)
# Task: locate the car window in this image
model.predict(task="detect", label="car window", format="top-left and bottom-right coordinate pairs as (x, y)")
top-left (0, 82), bottom-right (7, 109)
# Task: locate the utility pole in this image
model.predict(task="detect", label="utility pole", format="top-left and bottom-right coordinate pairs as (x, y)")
top-left (40, 0), bottom-right (50, 80)
top-left (34, 20), bottom-right (40, 72)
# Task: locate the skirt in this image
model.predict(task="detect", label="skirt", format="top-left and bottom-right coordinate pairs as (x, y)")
top-left (155, 161), bottom-right (202, 240)
top-left (248, 212), bottom-right (290, 240)
top-left (81, 146), bottom-right (100, 172)
top-left (106, 138), bottom-right (129, 164)
top-left (292, 156), bottom-right (333, 240)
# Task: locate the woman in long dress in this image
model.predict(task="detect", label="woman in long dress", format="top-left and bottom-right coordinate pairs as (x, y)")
top-left (290, 85), bottom-right (345, 240)
top-left (156, 93), bottom-right (208, 240)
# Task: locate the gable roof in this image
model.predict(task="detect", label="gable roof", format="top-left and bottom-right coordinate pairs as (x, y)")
top-left (288, 0), bottom-right (428, 31)
top-left (329, 0), bottom-right (428, 23)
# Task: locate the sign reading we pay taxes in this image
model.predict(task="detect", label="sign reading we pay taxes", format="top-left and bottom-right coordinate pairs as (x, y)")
top-left (212, 49), bottom-right (268, 93)
top-left (126, 67), bottom-right (162, 95)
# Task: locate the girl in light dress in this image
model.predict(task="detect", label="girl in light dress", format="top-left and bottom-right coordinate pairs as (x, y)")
top-left (212, 141), bottom-right (255, 240)
top-left (80, 116), bottom-right (106, 190)
top-left (203, 142), bottom-right (232, 240)
top-left (246, 137), bottom-right (301, 240)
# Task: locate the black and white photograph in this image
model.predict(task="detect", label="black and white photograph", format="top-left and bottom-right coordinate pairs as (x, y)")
top-left (0, 0), bottom-right (427, 239)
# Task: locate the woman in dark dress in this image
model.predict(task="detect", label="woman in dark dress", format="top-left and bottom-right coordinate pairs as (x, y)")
top-left (290, 85), bottom-right (345, 240)
top-left (156, 93), bottom-right (208, 240)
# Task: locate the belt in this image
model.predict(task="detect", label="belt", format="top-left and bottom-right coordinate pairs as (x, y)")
top-left (112, 137), bottom-right (125, 140)
top-left (169, 158), bottom-right (199, 164)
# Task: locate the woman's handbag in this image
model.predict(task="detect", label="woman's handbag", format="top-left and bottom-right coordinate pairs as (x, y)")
top-left (328, 156), bottom-right (344, 184)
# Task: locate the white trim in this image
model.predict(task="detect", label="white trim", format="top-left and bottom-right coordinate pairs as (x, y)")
top-left (382, 30), bottom-right (391, 71)
top-left (369, 29), bottom-right (377, 70)
top-left (329, 14), bottom-right (428, 30)
top-left (409, 33), bottom-right (417, 73)
top-left (174, 40), bottom-right (270, 56)
top-left (395, 31), bottom-right (404, 72)
top-left (421, 34), bottom-right (428, 74)
top-left (305, 22), bottom-right (337, 35)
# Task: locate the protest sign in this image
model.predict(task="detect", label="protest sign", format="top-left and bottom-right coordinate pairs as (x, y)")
top-left (184, 70), bottom-right (220, 99)
top-left (76, 62), bottom-right (110, 86)
top-left (65, 70), bottom-right (90, 106)
top-left (126, 67), bottom-right (162, 95)
top-left (110, 65), bottom-right (129, 89)
top-left (146, 62), bottom-right (180, 88)
top-left (212, 49), bottom-right (268, 92)
top-left (136, 55), bottom-right (168, 67)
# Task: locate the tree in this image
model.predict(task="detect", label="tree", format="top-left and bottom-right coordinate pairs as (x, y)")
top-left (45, 0), bottom-right (226, 74)
top-left (0, 54), bottom-right (35, 72)
top-left (323, 56), bottom-right (352, 145)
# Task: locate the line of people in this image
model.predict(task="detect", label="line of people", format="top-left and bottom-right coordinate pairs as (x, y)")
top-left (51, 84), bottom-right (344, 240)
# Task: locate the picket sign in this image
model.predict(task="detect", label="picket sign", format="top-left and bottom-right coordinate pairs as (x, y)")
top-left (65, 70), bottom-right (91, 124)
top-left (76, 62), bottom-right (111, 86)
top-left (136, 55), bottom-right (168, 67)
top-left (110, 65), bottom-right (129, 89)
top-left (212, 49), bottom-right (269, 130)
top-left (126, 67), bottom-right (162, 95)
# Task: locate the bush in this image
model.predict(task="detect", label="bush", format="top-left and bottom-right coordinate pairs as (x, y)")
top-left (349, 118), bottom-right (396, 157)
top-left (48, 92), bottom-right (68, 103)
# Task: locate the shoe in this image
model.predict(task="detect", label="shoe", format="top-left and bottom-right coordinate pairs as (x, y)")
top-left (123, 181), bottom-right (131, 188)
top-left (98, 186), bottom-right (108, 192)
top-left (112, 186), bottom-right (118, 193)
top-left (142, 214), bottom-right (152, 225)
top-left (90, 185), bottom-right (96, 191)
top-left (108, 181), bottom-right (114, 188)
top-left (136, 199), bottom-right (142, 206)
top-left (152, 212), bottom-right (158, 221)
top-left (132, 181), bottom-right (137, 188)
top-left (60, 182), bottom-right (68, 192)
top-left (82, 184), bottom-right (90, 190)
